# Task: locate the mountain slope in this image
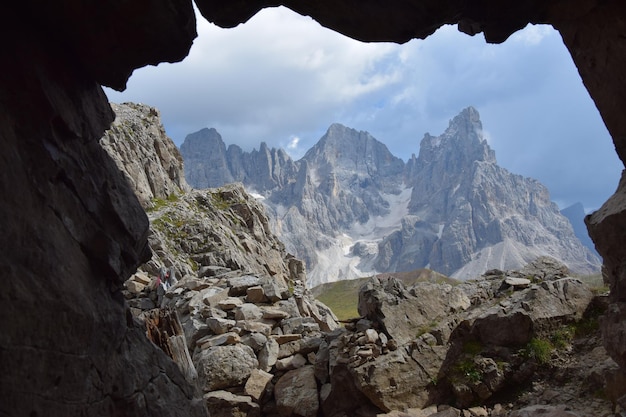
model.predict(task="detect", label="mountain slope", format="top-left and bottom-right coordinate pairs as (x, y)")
top-left (181, 107), bottom-right (601, 285)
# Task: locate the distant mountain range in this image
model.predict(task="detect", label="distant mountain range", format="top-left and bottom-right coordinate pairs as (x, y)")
top-left (180, 107), bottom-right (601, 287)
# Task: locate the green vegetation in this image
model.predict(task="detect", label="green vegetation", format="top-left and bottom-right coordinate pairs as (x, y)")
top-left (574, 316), bottom-right (600, 337)
top-left (521, 338), bottom-right (553, 364)
top-left (212, 195), bottom-right (230, 211)
top-left (550, 326), bottom-right (575, 349)
top-left (416, 321), bottom-right (439, 338)
top-left (147, 193), bottom-right (180, 212)
top-left (453, 360), bottom-right (482, 384)
top-left (315, 279), bottom-right (360, 321)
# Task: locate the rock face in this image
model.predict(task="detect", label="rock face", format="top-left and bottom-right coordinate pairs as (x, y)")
top-left (4, 0), bottom-right (626, 415)
top-left (101, 102), bottom-right (190, 209)
top-left (0, 2), bottom-right (205, 416)
top-left (182, 108), bottom-right (600, 286)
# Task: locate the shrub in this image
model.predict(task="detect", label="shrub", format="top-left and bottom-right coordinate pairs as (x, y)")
top-left (522, 338), bottom-right (553, 364)
top-left (550, 326), bottom-right (575, 350)
top-left (454, 360), bottom-right (482, 384)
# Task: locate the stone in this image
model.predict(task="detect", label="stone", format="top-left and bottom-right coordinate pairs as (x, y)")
top-left (244, 368), bottom-right (274, 401)
top-left (430, 407), bottom-right (461, 417)
top-left (195, 345), bottom-right (258, 391)
top-left (241, 332), bottom-right (268, 351)
top-left (235, 303), bottom-right (264, 321)
top-left (503, 277), bottom-right (532, 289)
top-left (218, 297), bottom-right (244, 310)
top-left (278, 337), bottom-right (323, 359)
top-left (274, 366), bottom-right (319, 417)
top-left (196, 332), bottom-right (241, 349)
top-left (207, 317), bottom-right (236, 335)
top-left (275, 353), bottom-right (308, 371)
top-left (365, 329), bottom-right (379, 343)
top-left (259, 338), bottom-right (279, 372)
top-left (467, 406), bottom-right (489, 417)
top-left (260, 276), bottom-right (289, 302)
top-left (358, 277), bottom-right (471, 346)
top-left (203, 390), bottom-right (260, 417)
top-left (246, 285), bottom-right (267, 303)
top-left (261, 307), bottom-right (291, 320)
top-left (133, 271), bottom-right (152, 285)
top-left (228, 275), bottom-right (261, 296)
top-left (281, 317), bottom-right (320, 335)
top-left (237, 320), bottom-right (273, 335)
top-left (273, 334), bottom-right (303, 344)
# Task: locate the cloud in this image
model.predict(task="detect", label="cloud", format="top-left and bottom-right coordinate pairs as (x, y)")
top-left (105, 8), bottom-right (622, 212)
top-left (287, 136), bottom-right (300, 149)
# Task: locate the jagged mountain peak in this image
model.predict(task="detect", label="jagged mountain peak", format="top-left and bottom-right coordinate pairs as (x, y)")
top-left (304, 123), bottom-right (379, 157)
top-left (417, 107), bottom-right (496, 171)
top-left (302, 122), bottom-right (405, 191)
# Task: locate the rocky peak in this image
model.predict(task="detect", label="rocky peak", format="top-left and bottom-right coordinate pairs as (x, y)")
top-left (180, 127), bottom-right (235, 189)
top-left (100, 102), bottom-right (190, 209)
top-left (414, 107), bottom-right (496, 181)
top-left (180, 127), bottom-right (225, 158)
top-left (180, 130), bottom-right (298, 193)
top-left (302, 123), bottom-right (405, 191)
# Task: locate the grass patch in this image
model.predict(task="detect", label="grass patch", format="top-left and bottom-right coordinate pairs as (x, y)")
top-left (521, 338), bottom-right (553, 364)
top-left (315, 279), bottom-right (360, 321)
top-left (550, 326), bottom-right (575, 350)
top-left (453, 360), bottom-right (482, 384)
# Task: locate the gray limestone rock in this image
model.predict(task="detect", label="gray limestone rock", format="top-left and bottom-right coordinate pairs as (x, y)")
top-left (274, 365), bottom-right (320, 417)
top-left (101, 102), bottom-right (190, 209)
top-left (195, 345), bottom-right (259, 391)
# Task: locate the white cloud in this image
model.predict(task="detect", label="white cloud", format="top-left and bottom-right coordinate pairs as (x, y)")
top-left (287, 136), bottom-right (300, 149)
top-left (510, 24), bottom-right (553, 46)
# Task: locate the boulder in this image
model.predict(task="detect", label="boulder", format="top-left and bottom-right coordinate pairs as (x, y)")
top-left (274, 366), bottom-right (319, 417)
top-left (347, 341), bottom-right (441, 411)
top-left (228, 275), bottom-right (261, 296)
top-left (195, 345), bottom-right (258, 391)
top-left (259, 338), bottom-right (280, 372)
top-left (244, 368), bottom-right (274, 401)
top-left (235, 303), bottom-right (264, 321)
top-left (358, 277), bottom-right (470, 345)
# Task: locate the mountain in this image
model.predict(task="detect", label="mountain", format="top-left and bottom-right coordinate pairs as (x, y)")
top-left (561, 202), bottom-right (598, 255)
top-left (181, 107), bottom-right (601, 286)
top-left (101, 102), bottom-right (190, 208)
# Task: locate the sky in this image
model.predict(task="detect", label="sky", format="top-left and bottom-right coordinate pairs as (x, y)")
top-left (105, 6), bottom-right (623, 213)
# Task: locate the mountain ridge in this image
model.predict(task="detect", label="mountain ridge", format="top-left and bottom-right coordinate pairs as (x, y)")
top-left (181, 107), bottom-right (601, 286)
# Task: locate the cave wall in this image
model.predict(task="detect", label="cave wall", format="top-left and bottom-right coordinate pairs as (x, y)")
top-left (0, 1), bottom-right (207, 416)
top-left (1, 0), bottom-right (626, 415)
